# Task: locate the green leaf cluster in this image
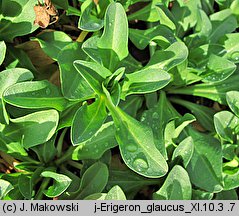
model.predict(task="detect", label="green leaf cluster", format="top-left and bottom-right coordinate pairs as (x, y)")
top-left (0, 0), bottom-right (239, 200)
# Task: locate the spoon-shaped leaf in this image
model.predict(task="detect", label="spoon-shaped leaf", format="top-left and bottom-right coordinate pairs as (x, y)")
top-left (75, 162), bottom-right (109, 199)
top-left (153, 165), bottom-right (192, 200)
top-left (72, 122), bottom-right (117, 160)
top-left (105, 185), bottom-right (126, 200)
top-left (3, 81), bottom-right (70, 111)
top-left (122, 67), bottom-right (171, 99)
top-left (4, 109), bottom-right (59, 148)
top-left (71, 98), bottom-right (108, 145)
top-left (0, 68), bottom-right (33, 124)
top-left (0, 179), bottom-right (14, 199)
top-left (106, 100), bottom-right (168, 178)
top-left (41, 171), bottom-right (72, 198)
top-left (97, 2), bottom-right (128, 71)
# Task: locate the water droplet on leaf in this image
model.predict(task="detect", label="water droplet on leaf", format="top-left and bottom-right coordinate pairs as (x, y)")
top-left (132, 158), bottom-right (149, 172)
top-left (126, 144), bottom-right (138, 152)
top-left (230, 51), bottom-right (239, 62)
top-left (152, 112), bottom-right (159, 119)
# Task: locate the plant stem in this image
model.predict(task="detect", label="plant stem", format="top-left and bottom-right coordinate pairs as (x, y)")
top-left (34, 177), bottom-right (50, 200)
top-left (55, 145), bottom-right (75, 166)
top-left (67, 160), bottom-right (83, 170)
top-left (56, 128), bottom-right (68, 158)
top-left (76, 31), bottom-right (88, 42)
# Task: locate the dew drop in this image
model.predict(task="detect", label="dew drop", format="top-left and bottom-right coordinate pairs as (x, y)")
top-left (132, 158), bottom-right (149, 172)
top-left (163, 66), bottom-right (168, 71)
top-left (126, 144), bottom-right (138, 152)
top-left (152, 112), bottom-right (159, 119)
top-left (141, 116), bottom-right (146, 122)
top-left (230, 51), bottom-right (239, 62)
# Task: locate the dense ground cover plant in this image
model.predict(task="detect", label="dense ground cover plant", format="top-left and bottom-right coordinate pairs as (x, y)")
top-left (0, 0), bottom-right (239, 200)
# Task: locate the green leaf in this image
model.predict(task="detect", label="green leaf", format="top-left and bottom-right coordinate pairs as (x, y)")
top-left (0, 134), bottom-right (28, 159)
top-left (107, 169), bottom-right (159, 198)
top-left (186, 129), bottom-right (223, 193)
top-left (0, 0), bottom-right (38, 42)
top-left (0, 68), bottom-right (33, 124)
top-left (164, 114), bottom-right (196, 148)
top-left (3, 81), bottom-right (70, 112)
top-left (107, 101), bottom-right (168, 178)
top-left (153, 165), bottom-right (192, 200)
top-left (97, 2), bottom-right (128, 71)
top-left (72, 122), bottom-right (117, 160)
top-left (0, 179), bottom-right (14, 199)
top-left (171, 0), bottom-right (201, 36)
top-left (141, 91), bottom-right (179, 158)
top-left (188, 44), bottom-right (224, 69)
top-left (147, 42), bottom-right (188, 71)
top-left (169, 72), bottom-right (239, 104)
top-left (14, 162), bottom-right (40, 172)
top-left (185, 9), bottom-right (212, 48)
top-left (118, 54), bottom-right (142, 74)
top-left (129, 25), bottom-right (176, 50)
top-left (122, 67), bottom-right (171, 99)
top-left (214, 111), bottom-right (238, 143)
top-left (201, 54), bottom-right (236, 83)
top-left (4, 45), bottom-right (37, 74)
top-left (128, 1), bottom-right (167, 22)
top-left (191, 189), bottom-right (213, 200)
top-left (172, 136), bottom-right (194, 167)
top-left (82, 36), bottom-right (102, 64)
top-left (170, 98), bottom-right (216, 132)
top-left (75, 162), bottom-right (109, 199)
top-left (71, 98), bottom-right (107, 145)
top-left (41, 171), bottom-right (72, 198)
top-left (78, 0), bottom-right (104, 31)
top-left (32, 135), bottom-right (57, 163)
top-left (0, 41), bottom-right (6, 65)
top-left (201, 0), bottom-right (214, 14)
top-left (84, 193), bottom-right (107, 200)
top-left (105, 185), bottom-right (126, 200)
top-left (33, 31), bottom-right (72, 60)
top-left (57, 42), bottom-right (94, 100)
top-left (74, 60), bottom-right (111, 94)
top-left (219, 33), bottom-right (239, 63)
top-left (52, 0), bottom-right (69, 9)
top-left (119, 95), bottom-right (143, 118)
top-left (226, 91), bottom-right (239, 117)
top-left (215, 189), bottom-right (238, 200)
top-left (66, 6), bottom-right (81, 16)
top-left (231, 0), bottom-right (239, 23)
top-left (222, 144), bottom-right (237, 160)
top-left (223, 169), bottom-right (239, 190)
top-left (209, 9), bottom-right (237, 43)
top-left (18, 175), bottom-right (32, 199)
top-left (3, 110), bottom-right (59, 148)
top-left (58, 104), bottom-right (81, 130)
